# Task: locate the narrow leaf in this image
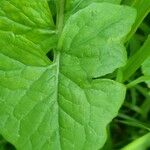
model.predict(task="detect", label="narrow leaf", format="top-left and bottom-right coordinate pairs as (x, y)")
top-left (122, 35), bottom-right (150, 82)
top-left (121, 133), bottom-right (150, 150)
top-left (125, 0), bottom-right (150, 42)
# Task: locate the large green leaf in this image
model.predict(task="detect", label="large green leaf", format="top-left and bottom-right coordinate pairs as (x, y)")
top-left (0, 2), bottom-right (136, 150)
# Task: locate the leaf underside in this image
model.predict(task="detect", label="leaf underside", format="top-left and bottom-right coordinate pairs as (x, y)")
top-left (0, 1), bottom-right (136, 150)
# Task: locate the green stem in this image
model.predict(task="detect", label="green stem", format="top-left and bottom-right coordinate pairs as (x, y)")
top-left (121, 35), bottom-right (150, 82)
top-left (126, 76), bottom-right (150, 88)
top-left (135, 85), bottom-right (149, 98)
top-left (57, 0), bottom-right (65, 35)
top-left (55, 1), bottom-right (65, 149)
top-left (121, 133), bottom-right (150, 150)
top-left (56, 0), bottom-right (65, 52)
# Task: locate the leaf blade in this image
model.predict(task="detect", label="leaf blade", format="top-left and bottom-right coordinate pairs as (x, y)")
top-left (61, 3), bottom-right (136, 78)
top-left (0, 2), bottom-right (137, 150)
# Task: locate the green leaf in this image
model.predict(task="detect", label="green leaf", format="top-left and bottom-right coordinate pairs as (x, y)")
top-left (124, 0), bottom-right (150, 42)
top-left (121, 35), bottom-right (150, 82)
top-left (121, 132), bottom-right (150, 150)
top-left (60, 3), bottom-right (136, 78)
top-left (0, 2), bottom-right (136, 150)
top-left (0, 59), bottom-right (126, 150)
top-left (47, 0), bottom-right (57, 17)
top-left (142, 62), bottom-right (150, 87)
top-left (0, 0), bottom-right (57, 56)
top-left (65, 0), bottom-right (121, 15)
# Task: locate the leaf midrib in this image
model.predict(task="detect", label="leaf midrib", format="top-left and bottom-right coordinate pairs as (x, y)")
top-left (55, 0), bottom-right (65, 149)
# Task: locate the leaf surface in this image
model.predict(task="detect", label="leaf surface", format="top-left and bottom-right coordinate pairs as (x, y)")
top-left (61, 3), bottom-right (136, 78)
top-left (0, 2), bottom-right (136, 150)
top-left (0, 0), bottom-right (57, 57)
top-left (65, 0), bottom-right (121, 14)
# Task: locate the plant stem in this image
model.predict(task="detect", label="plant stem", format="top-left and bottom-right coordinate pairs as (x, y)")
top-left (121, 35), bottom-right (150, 82)
top-left (55, 1), bottom-right (65, 149)
top-left (126, 76), bottom-right (150, 88)
top-left (121, 133), bottom-right (150, 150)
top-left (57, 0), bottom-right (65, 35)
top-left (56, 0), bottom-right (65, 52)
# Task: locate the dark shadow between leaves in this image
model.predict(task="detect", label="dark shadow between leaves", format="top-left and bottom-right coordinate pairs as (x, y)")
top-left (46, 49), bottom-right (54, 62)
top-left (0, 135), bottom-right (16, 150)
